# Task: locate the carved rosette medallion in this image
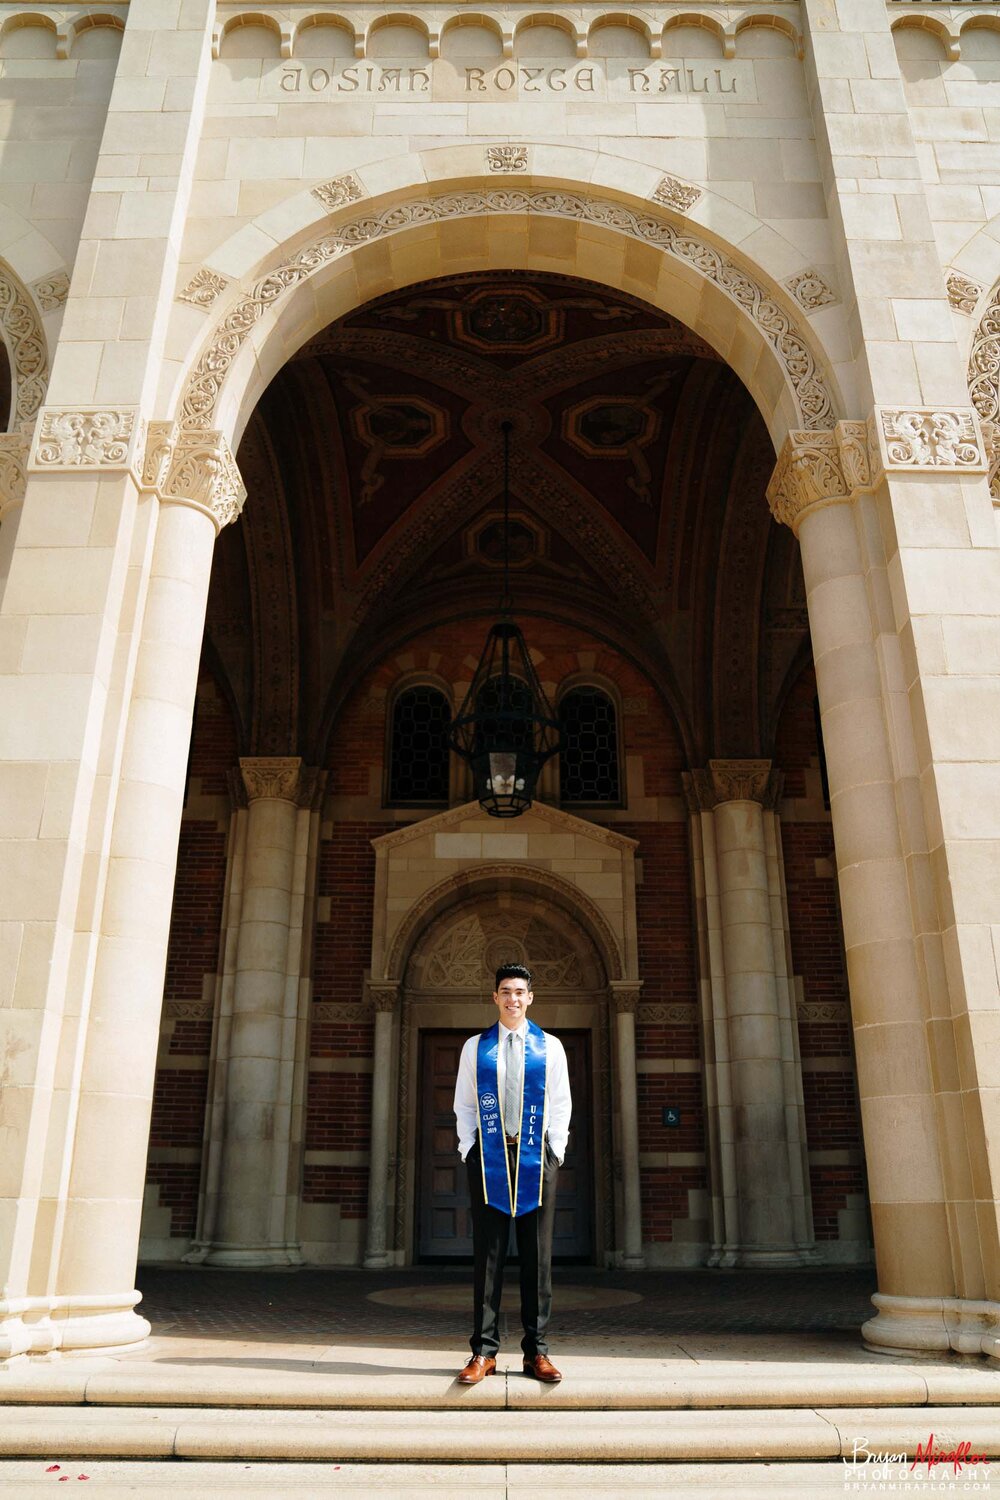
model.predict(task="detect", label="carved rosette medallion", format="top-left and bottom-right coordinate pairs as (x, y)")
top-left (312, 172), bottom-right (365, 210)
top-left (651, 175), bottom-right (701, 212)
top-left (156, 428), bottom-right (247, 531)
top-left (946, 273), bottom-right (981, 316)
top-left (767, 420), bottom-right (872, 533)
top-left (784, 269), bottom-right (838, 312)
top-left (240, 756), bottom-right (305, 803)
top-left (871, 407), bottom-right (986, 473)
top-left (180, 189), bottom-right (835, 435)
top-left (30, 271), bottom-right (70, 311)
top-left (687, 760), bottom-right (782, 809)
top-left (0, 432), bottom-right (30, 513)
top-left (31, 407), bottom-right (139, 472)
top-left (486, 145), bottom-right (528, 173)
top-left (178, 268), bottom-right (231, 309)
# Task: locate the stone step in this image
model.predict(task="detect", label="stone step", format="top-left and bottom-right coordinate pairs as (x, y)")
top-left (1, 1404), bottom-right (999, 1463)
top-left (2, 1364), bottom-right (999, 1410)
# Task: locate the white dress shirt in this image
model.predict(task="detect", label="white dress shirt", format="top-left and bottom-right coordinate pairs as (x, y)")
top-left (453, 1020), bottom-right (572, 1164)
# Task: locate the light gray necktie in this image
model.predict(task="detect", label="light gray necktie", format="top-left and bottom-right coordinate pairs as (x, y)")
top-left (504, 1030), bottom-right (522, 1133)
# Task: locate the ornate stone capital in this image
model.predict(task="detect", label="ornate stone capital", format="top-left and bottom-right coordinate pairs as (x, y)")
top-left (150, 427), bottom-right (246, 532)
top-left (240, 756), bottom-right (304, 803)
top-left (870, 406), bottom-right (987, 474)
top-left (369, 985), bottom-right (400, 1015)
top-left (0, 432), bottom-right (30, 514)
top-left (30, 407), bottom-right (140, 474)
top-left (689, 759), bottom-right (782, 809)
top-left (610, 981), bottom-right (642, 1015)
top-left (767, 421), bottom-right (871, 534)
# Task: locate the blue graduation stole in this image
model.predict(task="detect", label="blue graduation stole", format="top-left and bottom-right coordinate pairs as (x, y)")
top-left (476, 1020), bottom-right (547, 1217)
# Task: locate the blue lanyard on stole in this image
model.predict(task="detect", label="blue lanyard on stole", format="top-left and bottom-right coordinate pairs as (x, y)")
top-left (475, 1020), bottom-right (547, 1216)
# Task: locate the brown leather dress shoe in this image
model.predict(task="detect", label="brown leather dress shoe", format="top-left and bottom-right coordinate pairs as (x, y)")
top-left (523, 1353), bottom-right (562, 1382)
top-left (457, 1354), bottom-right (496, 1384)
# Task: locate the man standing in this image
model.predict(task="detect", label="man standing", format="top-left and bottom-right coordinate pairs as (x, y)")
top-left (453, 962), bottom-right (572, 1384)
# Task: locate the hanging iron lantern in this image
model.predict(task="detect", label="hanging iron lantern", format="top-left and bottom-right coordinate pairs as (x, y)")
top-left (448, 422), bottom-right (561, 818)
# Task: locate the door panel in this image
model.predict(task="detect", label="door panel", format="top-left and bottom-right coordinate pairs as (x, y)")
top-left (416, 1028), bottom-right (594, 1261)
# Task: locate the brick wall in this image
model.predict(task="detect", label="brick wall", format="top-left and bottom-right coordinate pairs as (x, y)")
top-left (776, 665), bottom-right (868, 1244)
top-left (143, 670), bottom-right (235, 1245)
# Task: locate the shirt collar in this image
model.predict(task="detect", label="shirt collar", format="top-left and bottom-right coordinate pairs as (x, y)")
top-left (499, 1018), bottom-right (528, 1040)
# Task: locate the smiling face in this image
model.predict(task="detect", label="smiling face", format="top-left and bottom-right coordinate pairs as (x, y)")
top-left (493, 975), bottom-right (534, 1030)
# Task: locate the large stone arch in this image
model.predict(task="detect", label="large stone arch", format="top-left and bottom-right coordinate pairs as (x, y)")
top-left (0, 256), bottom-right (49, 431)
top-left (162, 168), bottom-right (846, 458)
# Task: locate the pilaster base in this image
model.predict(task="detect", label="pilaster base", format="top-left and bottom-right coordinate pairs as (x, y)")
top-left (862, 1292), bottom-right (1000, 1362)
top-left (0, 1292), bottom-right (149, 1361)
top-left (194, 1244), bottom-right (304, 1269)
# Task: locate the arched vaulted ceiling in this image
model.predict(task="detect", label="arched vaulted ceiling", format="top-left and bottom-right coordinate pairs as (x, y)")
top-left (206, 271), bottom-right (807, 765)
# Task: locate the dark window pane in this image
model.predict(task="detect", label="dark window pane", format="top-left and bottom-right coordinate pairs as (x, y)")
top-left (559, 688), bottom-right (620, 804)
top-left (389, 686), bottom-right (450, 803)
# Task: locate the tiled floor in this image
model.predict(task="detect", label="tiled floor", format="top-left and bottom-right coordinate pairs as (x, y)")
top-left (132, 1264), bottom-right (878, 1346)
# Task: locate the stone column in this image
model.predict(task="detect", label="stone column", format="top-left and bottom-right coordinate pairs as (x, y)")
top-left (364, 985), bottom-right (400, 1270)
top-left (50, 431), bottom-right (245, 1352)
top-left (690, 763), bottom-right (812, 1266)
top-left (768, 425), bottom-right (956, 1353)
top-left (195, 757), bottom-right (315, 1268)
top-left (611, 982), bottom-right (645, 1270)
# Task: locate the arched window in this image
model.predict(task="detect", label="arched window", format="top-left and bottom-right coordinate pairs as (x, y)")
top-left (559, 687), bottom-right (621, 805)
top-left (388, 685), bottom-right (451, 804)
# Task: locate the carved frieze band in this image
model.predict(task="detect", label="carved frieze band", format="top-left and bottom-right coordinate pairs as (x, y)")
top-left (179, 189), bottom-right (835, 433)
top-left (0, 264), bottom-right (49, 426)
top-left (686, 759), bottom-right (782, 810)
top-left (796, 1000), bottom-right (848, 1023)
top-left (638, 1003), bottom-right (698, 1025)
top-left (30, 407), bottom-right (140, 472)
top-left (313, 1002), bottom-right (371, 1022)
top-left (240, 756), bottom-right (305, 803)
top-left (142, 422), bottom-right (246, 531)
top-left (164, 999), bottom-right (213, 1021)
top-left (0, 432), bottom-right (30, 513)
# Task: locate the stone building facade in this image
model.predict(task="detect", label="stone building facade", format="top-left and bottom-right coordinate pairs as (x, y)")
top-left (1, 0), bottom-right (1000, 1367)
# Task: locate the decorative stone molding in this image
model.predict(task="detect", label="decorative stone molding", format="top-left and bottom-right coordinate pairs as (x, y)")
top-left (651, 175), bottom-right (701, 212)
top-left (980, 418), bottom-right (1000, 502)
top-left (784, 269), bottom-right (838, 313)
top-left (486, 145), bottom-right (528, 173)
top-left (368, 985), bottom-right (400, 1014)
top-left (180, 189), bottom-right (835, 433)
top-left (796, 1000), bottom-right (848, 1023)
top-left (29, 271), bottom-right (70, 312)
top-left (311, 173), bottom-right (365, 211)
top-left (970, 281), bottom-right (1000, 439)
top-left (312, 1002), bottom-right (371, 1022)
top-left (159, 429), bottom-right (246, 530)
top-left (0, 432), bottom-right (30, 513)
top-left (31, 407), bottom-right (138, 471)
top-left (870, 406), bottom-right (986, 473)
top-left (178, 268), bottom-right (231, 310)
top-left (638, 1003), bottom-right (698, 1025)
top-left (766, 420), bottom-right (871, 534)
top-left (610, 983), bottom-right (642, 1015)
top-left (0, 263), bottom-right (48, 426)
top-left (240, 756), bottom-right (304, 803)
top-left (947, 272), bottom-right (981, 316)
top-left (686, 760), bottom-right (782, 809)
top-left (163, 999), bottom-right (213, 1021)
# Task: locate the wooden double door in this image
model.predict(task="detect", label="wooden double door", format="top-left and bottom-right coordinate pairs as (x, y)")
top-left (416, 1028), bottom-right (594, 1262)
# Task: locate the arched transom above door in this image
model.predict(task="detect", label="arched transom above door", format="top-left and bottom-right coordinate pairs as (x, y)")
top-left (405, 897), bottom-right (606, 994)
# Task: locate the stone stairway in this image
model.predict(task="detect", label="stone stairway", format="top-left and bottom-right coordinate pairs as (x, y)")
top-left (2, 1365), bottom-right (1000, 1464)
